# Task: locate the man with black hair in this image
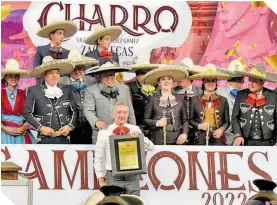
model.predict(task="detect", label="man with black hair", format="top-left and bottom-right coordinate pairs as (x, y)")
top-left (84, 58), bottom-right (136, 144)
top-left (232, 63), bottom-right (277, 146)
top-left (34, 21), bottom-right (77, 67)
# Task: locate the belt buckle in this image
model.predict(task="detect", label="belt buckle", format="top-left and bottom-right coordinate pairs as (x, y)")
top-left (253, 135), bottom-right (261, 140)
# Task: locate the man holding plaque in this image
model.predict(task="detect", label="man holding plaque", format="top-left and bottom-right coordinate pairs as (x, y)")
top-left (94, 102), bottom-right (154, 196)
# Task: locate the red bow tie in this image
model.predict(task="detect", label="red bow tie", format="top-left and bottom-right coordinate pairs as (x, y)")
top-left (99, 50), bottom-right (113, 59)
top-left (113, 126), bottom-right (130, 135)
top-left (246, 93), bottom-right (267, 107)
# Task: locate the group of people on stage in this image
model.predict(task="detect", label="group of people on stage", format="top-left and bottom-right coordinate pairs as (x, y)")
top-left (1, 20), bottom-right (277, 147)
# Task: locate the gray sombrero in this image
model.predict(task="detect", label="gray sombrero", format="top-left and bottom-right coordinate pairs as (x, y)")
top-left (84, 25), bottom-right (122, 45)
top-left (216, 60), bottom-right (245, 77)
top-left (85, 61), bottom-right (130, 75)
top-left (30, 56), bottom-right (74, 76)
top-left (37, 20), bottom-right (78, 38)
top-left (142, 64), bottom-right (189, 86)
top-left (235, 63), bottom-right (277, 82)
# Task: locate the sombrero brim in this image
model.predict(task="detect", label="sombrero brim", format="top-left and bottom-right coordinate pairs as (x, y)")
top-left (31, 60), bottom-right (74, 76)
top-left (1, 69), bottom-right (30, 77)
top-left (87, 66), bottom-right (131, 74)
top-left (37, 21), bottom-right (78, 38)
top-left (216, 67), bottom-right (244, 77)
top-left (121, 194), bottom-right (145, 205)
top-left (265, 72), bottom-right (277, 83)
top-left (235, 71), bottom-right (268, 81)
top-left (73, 57), bottom-right (98, 67)
top-left (84, 191), bottom-right (105, 205)
top-left (183, 66), bottom-right (203, 74)
top-left (189, 70), bottom-right (232, 80)
top-left (84, 26), bottom-right (122, 45)
top-left (130, 64), bottom-right (160, 72)
top-left (142, 66), bottom-right (189, 86)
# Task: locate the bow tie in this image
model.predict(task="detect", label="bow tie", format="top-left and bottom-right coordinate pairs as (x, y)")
top-left (44, 86), bottom-right (63, 99)
top-left (200, 94), bottom-right (220, 107)
top-left (71, 80), bottom-right (87, 91)
top-left (230, 89), bottom-right (238, 98)
top-left (99, 50), bottom-right (113, 59)
top-left (100, 86), bottom-right (119, 99)
top-left (113, 126), bottom-right (130, 135)
top-left (246, 93), bottom-right (267, 107)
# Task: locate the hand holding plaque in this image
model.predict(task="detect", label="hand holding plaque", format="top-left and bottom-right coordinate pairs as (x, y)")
top-left (109, 133), bottom-right (147, 177)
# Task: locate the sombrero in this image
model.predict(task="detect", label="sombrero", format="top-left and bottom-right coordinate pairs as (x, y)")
top-left (84, 25), bottom-right (122, 45)
top-left (189, 63), bottom-right (232, 80)
top-left (1, 59), bottom-right (29, 77)
top-left (85, 185), bottom-right (145, 205)
top-left (67, 50), bottom-right (98, 67)
top-left (216, 60), bottom-right (245, 77)
top-left (142, 65), bottom-right (189, 86)
top-left (129, 56), bottom-right (160, 72)
top-left (180, 57), bottom-right (204, 74)
top-left (37, 20), bottom-right (78, 38)
top-left (235, 63), bottom-right (277, 82)
top-left (85, 61), bottom-right (130, 75)
top-left (30, 56), bottom-right (74, 76)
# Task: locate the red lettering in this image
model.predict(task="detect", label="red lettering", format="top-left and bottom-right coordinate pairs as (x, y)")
top-left (218, 152), bottom-right (245, 190)
top-left (248, 151), bottom-right (272, 193)
top-left (148, 151), bottom-right (185, 191)
top-left (38, 2), bottom-right (179, 36)
top-left (188, 151), bottom-right (217, 190)
top-left (133, 6), bottom-right (157, 35)
top-left (23, 150), bottom-right (49, 189)
top-left (37, 2), bottom-right (64, 28)
top-left (53, 150), bottom-right (89, 190)
top-left (1, 146), bottom-right (11, 161)
top-left (154, 6), bottom-right (178, 32)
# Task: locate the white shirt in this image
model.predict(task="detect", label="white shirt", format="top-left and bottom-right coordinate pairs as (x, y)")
top-left (94, 123), bottom-right (155, 179)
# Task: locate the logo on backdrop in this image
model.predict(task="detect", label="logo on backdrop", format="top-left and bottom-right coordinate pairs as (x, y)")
top-left (23, 1), bottom-right (192, 66)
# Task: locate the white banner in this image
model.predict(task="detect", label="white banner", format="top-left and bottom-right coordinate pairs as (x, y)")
top-left (1, 145), bottom-right (277, 205)
top-left (23, 1), bottom-right (192, 67)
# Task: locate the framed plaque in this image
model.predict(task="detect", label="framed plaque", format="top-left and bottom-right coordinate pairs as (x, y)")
top-left (109, 134), bottom-right (147, 177)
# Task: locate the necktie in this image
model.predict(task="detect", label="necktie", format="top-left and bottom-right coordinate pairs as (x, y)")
top-left (113, 126), bottom-right (130, 135)
top-left (230, 89), bottom-right (238, 97)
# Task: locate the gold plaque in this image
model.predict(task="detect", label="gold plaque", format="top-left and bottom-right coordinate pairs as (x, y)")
top-left (118, 141), bottom-right (139, 170)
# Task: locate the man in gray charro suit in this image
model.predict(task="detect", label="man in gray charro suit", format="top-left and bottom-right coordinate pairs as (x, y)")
top-left (24, 56), bottom-right (77, 144)
top-left (174, 57), bottom-right (203, 144)
top-left (216, 60), bottom-right (245, 145)
top-left (84, 58), bottom-right (136, 143)
top-left (59, 50), bottom-right (98, 144)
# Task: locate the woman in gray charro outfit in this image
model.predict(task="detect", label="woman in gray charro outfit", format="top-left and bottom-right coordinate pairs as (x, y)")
top-left (143, 65), bottom-right (189, 145)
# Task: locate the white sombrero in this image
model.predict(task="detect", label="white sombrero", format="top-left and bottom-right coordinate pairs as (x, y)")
top-left (235, 63), bottom-right (277, 82)
top-left (189, 63), bottom-right (232, 80)
top-left (85, 61), bottom-right (130, 75)
top-left (31, 56), bottom-right (74, 76)
top-left (67, 50), bottom-right (98, 67)
top-left (1, 59), bottom-right (29, 77)
top-left (180, 57), bottom-right (204, 74)
top-left (84, 25), bottom-right (122, 45)
top-left (129, 56), bottom-right (160, 72)
top-left (37, 20), bottom-right (78, 38)
top-left (142, 64), bottom-right (189, 86)
top-left (216, 60), bottom-right (245, 77)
